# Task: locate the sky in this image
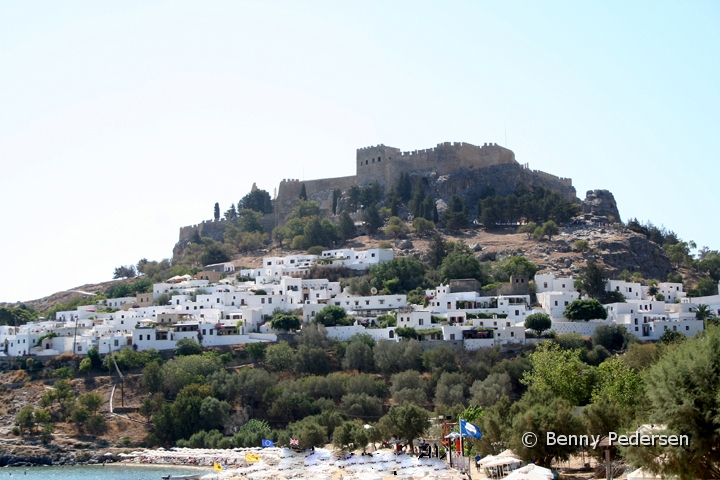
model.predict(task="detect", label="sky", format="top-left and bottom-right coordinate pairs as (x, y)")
top-left (1, 1), bottom-right (719, 303)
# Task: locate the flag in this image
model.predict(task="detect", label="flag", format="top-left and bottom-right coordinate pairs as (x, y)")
top-left (459, 419), bottom-right (482, 440)
top-left (262, 438), bottom-right (275, 447)
top-left (213, 462), bottom-right (223, 471)
top-left (245, 452), bottom-right (261, 463)
top-left (289, 438), bottom-right (299, 446)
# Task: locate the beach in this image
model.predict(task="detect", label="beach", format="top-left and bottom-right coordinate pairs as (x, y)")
top-left (119, 446), bottom-right (469, 480)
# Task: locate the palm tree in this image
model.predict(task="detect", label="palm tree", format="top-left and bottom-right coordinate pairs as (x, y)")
top-left (693, 304), bottom-right (714, 328)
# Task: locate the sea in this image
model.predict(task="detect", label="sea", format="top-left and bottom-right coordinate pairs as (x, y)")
top-left (0, 465), bottom-right (210, 480)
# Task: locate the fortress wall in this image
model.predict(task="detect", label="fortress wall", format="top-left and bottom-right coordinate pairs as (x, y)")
top-left (274, 175), bottom-right (357, 225)
top-left (178, 218), bottom-right (230, 244)
top-left (356, 142), bottom-right (516, 187)
top-left (529, 169), bottom-right (572, 187)
top-left (517, 167), bottom-right (576, 201)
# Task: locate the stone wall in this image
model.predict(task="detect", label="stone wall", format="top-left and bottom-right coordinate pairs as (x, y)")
top-left (175, 214), bottom-right (275, 257)
top-left (356, 142), bottom-right (516, 186)
top-left (417, 339), bottom-right (464, 351)
top-left (274, 175), bottom-right (357, 226)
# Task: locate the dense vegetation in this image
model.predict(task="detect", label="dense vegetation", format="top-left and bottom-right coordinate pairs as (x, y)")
top-left (28, 319), bottom-right (717, 479)
top-left (477, 185), bottom-right (580, 226)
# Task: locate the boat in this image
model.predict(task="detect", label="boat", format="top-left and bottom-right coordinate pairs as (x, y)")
top-left (160, 474), bottom-right (204, 480)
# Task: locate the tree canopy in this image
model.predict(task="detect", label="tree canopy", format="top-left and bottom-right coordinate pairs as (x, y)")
top-left (563, 299), bottom-right (608, 321)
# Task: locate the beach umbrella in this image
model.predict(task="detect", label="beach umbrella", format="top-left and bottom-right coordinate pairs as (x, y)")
top-left (501, 464), bottom-right (554, 480)
top-left (483, 456), bottom-right (523, 468)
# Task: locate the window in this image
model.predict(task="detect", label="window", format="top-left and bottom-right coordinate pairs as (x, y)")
top-left (114, 340), bottom-right (119, 346)
top-left (511, 332), bottom-right (515, 337)
top-left (419, 319), bottom-right (424, 325)
top-left (268, 298), bottom-right (272, 304)
top-left (635, 326), bottom-right (639, 331)
top-left (371, 253), bottom-right (375, 257)
top-left (202, 329), bottom-right (206, 335)
top-left (564, 301), bottom-right (569, 306)
top-left (77, 345), bottom-right (82, 352)
top-left (544, 282), bottom-right (548, 288)
top-left (261, 298), bottom-right (265, 304)
top-left (686, 326), bottom-right (690, 331)
top-left (450, 334), bottom-right (456, 340)
top-left (554, 301), bottom-right (558, 306)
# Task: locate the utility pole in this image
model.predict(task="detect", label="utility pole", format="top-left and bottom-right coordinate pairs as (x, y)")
top-left (72, 319), bottom-right (78, 355)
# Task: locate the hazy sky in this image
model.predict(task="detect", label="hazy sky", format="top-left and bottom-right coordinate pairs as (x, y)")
top-left (2, 1), bottom-right (719, 303)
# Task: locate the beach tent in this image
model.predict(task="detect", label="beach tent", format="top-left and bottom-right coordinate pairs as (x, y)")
top-left (504, 464), bottom-right (554, 480)
top-left (484, 456), bottom-right (523, 468)
top-left (497, 448), bottom-right (522, 459)
top-left (482, 456), bottom-right (524, 479)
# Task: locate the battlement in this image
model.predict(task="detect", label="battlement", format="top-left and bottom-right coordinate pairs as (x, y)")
top-left (355, 141), bottom-right (516, 185)
top-left (396, 141), bottom-right (502, 157)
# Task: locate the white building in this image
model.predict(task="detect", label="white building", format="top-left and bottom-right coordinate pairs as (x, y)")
top-left (534, 274), bottom-right (576, 294)
top-left (537, 291), bottom-right (580, 319)
top-left (607, 280), bottom-right (645, 300)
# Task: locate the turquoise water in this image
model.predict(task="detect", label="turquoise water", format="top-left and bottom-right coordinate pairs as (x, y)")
top-left (0, 465), bottom-right (210, 479)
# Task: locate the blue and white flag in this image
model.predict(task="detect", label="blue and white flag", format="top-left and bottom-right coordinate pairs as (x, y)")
top-left (262, 439), bottom-right (275, 447)
top-left (459, 419), bottom-right (482, 440)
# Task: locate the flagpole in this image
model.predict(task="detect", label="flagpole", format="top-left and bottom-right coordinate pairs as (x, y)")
top-left (459, 417), bottom-right (464, 473)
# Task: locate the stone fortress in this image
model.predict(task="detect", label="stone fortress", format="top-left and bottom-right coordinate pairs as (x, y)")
top-left (177, 140), bottom-right (583, 250)
top-left (273, 141), bottom-right (576, 223)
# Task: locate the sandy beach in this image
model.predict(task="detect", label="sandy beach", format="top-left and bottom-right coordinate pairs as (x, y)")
top-left (119, 446), bottom-right (469, 480)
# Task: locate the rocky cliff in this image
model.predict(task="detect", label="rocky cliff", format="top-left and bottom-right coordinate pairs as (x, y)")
top-left (581, 189), bottom-right (621, 223)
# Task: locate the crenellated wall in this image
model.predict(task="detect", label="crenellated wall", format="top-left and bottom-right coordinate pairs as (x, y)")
top-left (355, 142), bottom-right (516, 186)
top-left (273, 175), bottom-right (357, 225)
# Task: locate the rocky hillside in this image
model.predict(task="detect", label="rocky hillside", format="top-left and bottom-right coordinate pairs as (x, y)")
top-left (229, 223), bottom-right (675, 284)
top-left (1, 278), bottom-right (135, 315)
top-left (15, 224), bottom-right (681, 317)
